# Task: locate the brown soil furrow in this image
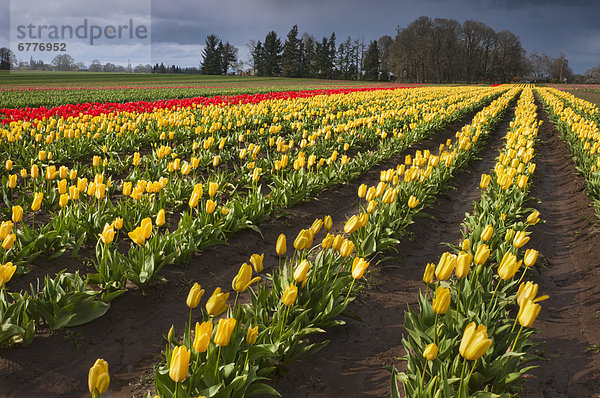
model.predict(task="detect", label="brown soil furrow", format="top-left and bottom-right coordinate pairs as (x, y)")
top-left (271, 105), bottom-right (516, 397)
top-left (0, 108), bottom-right (485, 397)
top-left (522, 101), bottom-right (600, 398)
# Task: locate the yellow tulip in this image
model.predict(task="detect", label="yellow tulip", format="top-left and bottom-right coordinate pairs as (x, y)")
top-left (186, 283), bottom-right (205, 309)
top-left (0, 262), bottom-right (16, 288)
top-left (422, 263), bottom-right (435, 284)
top-left (7, 174), bottom-right (16, 189)
top-left (156, 209), bottom-right (165, 227)
top-left (246, 325), bottom-right (258, 345)
top-left (481, 224), bottom-right (493, 241)
top-left (122, 181), bottom-right (132, 196)
top-left (250, 253), bottom-right (264, 273)
top-left (189, 190), bottom-right (201, 208)
top-left (497, 252), bottom-right (519, 280)
top-left (407, 195), bottom-right (419, 208)
top-left (323, 215), bottom-right (333, 231)
top-left (527, 210), bottom-right (540, 225)
top-left (206, 287), bottom-right (229, 317)
top-left (461, 238), bottom-right (470, 251)
top-left (12, 205), bottom-right (23, 223)
top-left (193, 321), bottom-right (213, 353)
top-left (322, 233), bottom-right (334, 249)
top-left (358, 213), bottom-right (368, 227)
top-left (293, 260), bottom-right (310, 282)
top-left (512, 230), bottom-right (529, 248)
top-left (293, 229), bottom-right (311, 251)
top-left (423, 343), bottom-right (438, 360)
top-left (5, 159), bottom-right (12, 170)
top-left (0, 221), bottom-right (13, 240)
top-left (351, 257), bottom-right (369, 279)
top-left (473, 244), bottom-right (490, 265)
top-left (2, 233), bottom-right (15, 250)
top-left (459, 322), bottom-right (492, 360)
top-left (113, 217), bottom-right (123, 230)
top-left (281, 283), bottom-right (298, 306)
top-left (169, 345), bottom-right (190, 383)
top-left (455, 251), bottom-right (472, 279)
top-left (357, 183), bottom-right (367, 198)
top-left (205, 199), bottom-right (217, 214)
top-left (524, 248), bottom-right (538, 267)
top-left (232, 263), bottom-right (261, 293)
top-left (344, 215), bottom-right (360, 234)
top-left (504, 228), bottom-right (515, 242)
top-left (214, 318), bottom-right (237, 347)
top-left (432, 286), bottom-right (451, 314)
top-left (88, 358), bottom-right (110, 395)
top-left (99, 224), bottom-right (115, 245)
top-left (382, 188), bottom-right (397, 204)
top-left (59, 193), bottom-right (69, 207)
top-left (435, 252), bottom-right (456, 281)
top-left (339, 239), bottom-right (355, 258)
top-left (310, 218), bottom-right (323, 235)
top-left (480, 173), bottom-right (491, 189)
top-left (276, 233), bottom-right (287, 256)
top-left (128, 227), bottom-right (146, 246)
top-left (31, 192), bottom-right (43, 211)
top-left (367, 200), bottom-right (377, 213)
top-left (208, 182), bottom-right (218, 197)
top-left (516, 281), bottom-right (539, 307)
top-left (30, 164), bottom-right (39, 179)
top-left (518, 299), bottom-right (541, 327)
top-left (365, 186), bottom-right (376, 202)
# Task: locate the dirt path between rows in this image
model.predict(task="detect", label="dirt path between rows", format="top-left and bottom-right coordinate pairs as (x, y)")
top-left (521, 100), bottom-right (600, 397)
top-left (271, 104), bottom-right (516, 397)
top-left (0, 107), bottom-right (486, 397)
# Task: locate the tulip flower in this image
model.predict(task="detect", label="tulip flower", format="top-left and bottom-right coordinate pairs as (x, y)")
top-left (367, 200), bottom-right (377, 213)
top-left (382, 188), bottom-right (397, 204)
top-left (189, 190), bottom-right (201, 208)
top-left (205, 199), bottom-right (217, 214)
top-left (293, 260), bottom-right (310, 283)
top-left (518, 298), bottom-right (541, 328)
top-left (497, 252), bottom-right (519, 280)
top-left (208, 182), bottom-right (218, 197)
top-left (99, 224), bottom-right (115, 245)
top-left (5, 159), bottom-right (12, 171)
top-left (504, 228), bottom-right (515, 242)
top-left (250, 253), bottom-right (264, 273)
top-left (246, 325), bottom-right (259, 345)
top-left (524, 248), bottom-right (538, 267)
top-left (214, 318), bottom-right (237, 347)
top-left (113, 217), bottom-right (123, 230)
top-left (141, 217), bottom-right (152, 239)
top-left (0, 221), bottom-right (12, 240)
top-left (516, 281), bottom-right (538, 307)
top-left (206, 287), bottom-right (229, 317)
top-left (455, 252), bottom-right (472, 279)
top-left (193, 321), bottom-right (213, 353)
top-left (2, 234), bottom-right (15, 250)
top-left (407, 195), bottom-right (419, 208)
top-left (12, 205), bottom-right (23, 223)
top-left (59, 194), bottom-right (69, 207)
top-left (344, 215), bottom-right (360, 234)
top-left (276, 234), bottom-right (287, 256)
top-left (31, 192), bottom-right (43, 211)
top-left (357, 184), bottom-right (367, 198)
top-left (423, 343), bottom-right (438, 360)
top-left (128, 227), bottom-right (146, 246)
top-left (169, 345), bottom-right (190, 383)
top-left (0, 262), bottom-right (16, 288)
top-left (461, 238), bottom-right (470, 251)
top-left (186, 283), bottom-right (205, 309)
top-left (156, 209), bottom-right (165, 227)
top-left (459, 322), bottom-right (492, 360)
top-left (281, 283), bottom-right (298, 306)
top-left (339, 239), bottom-right (355, 258)
top-left (351, 257), bottom-right (369, 279)
top-left (434, 252), bottom-right (456, 281)
top-left (323, 215), bottom-right (333, 231)
top-left (7, 174), bottom-right (16, 189)
top-left (422, 263), bottom-right (435, 285)
top-left (527, 210), bottom-right (540, 225)
top-left (481, 224), bottom-right (493, 241)
top-left (473, 244), bottom-right (490, 265)
top-left (310, 218), bottom-right (323, 235)
top-left (88, 358), bottom-right (110, 396)
top-left (358, 213), bottom-right (368, 227)
top-left (480, 173), bottom-right (491, 189)
top-left (432, 286), bottom-right (451, 315)
top-left (232, 263), bottom-right (261, 293)
top-left (512, 230), bottom-right (529, 248)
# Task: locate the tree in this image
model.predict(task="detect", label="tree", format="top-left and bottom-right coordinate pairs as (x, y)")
top-left (51, 54), bottom-right (75, 71)
top-left (378, 35), bottom-right (393, 81)
top-left (262, 31), bottom-right (283, 76)
top-left (302, 33), bottom-right (317, 77)
top-left (201, 34), bottom-right (223, 75)
top-left (548, 53), bottom-right (573, 83)
top-left (282, 25), bottom-right (303, 77)
top-left (89, 59), bottom-right (103, 72)
top-left (251, 40), bottom-right (265, 75)
top-left (362, 40), bottom-right (380, 81)
top-left (221, 42), bottom-right (238, 74)
top-left (0, 48), bottom-right (16, 70)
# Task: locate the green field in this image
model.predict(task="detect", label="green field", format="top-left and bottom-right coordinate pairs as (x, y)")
top-left (0, 71), bottom-right (415, 109)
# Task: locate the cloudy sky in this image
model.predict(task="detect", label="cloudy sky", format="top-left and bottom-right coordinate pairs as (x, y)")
top-left (1, 0), bottom-right (598, 73)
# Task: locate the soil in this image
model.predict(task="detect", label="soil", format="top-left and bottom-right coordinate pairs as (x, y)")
top-left (2, 94), bottom-right (600, 398)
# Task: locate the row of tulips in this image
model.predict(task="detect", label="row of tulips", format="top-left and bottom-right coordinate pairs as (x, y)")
top-left (0, 88), bottom-right (504, 348)
top-left (391, 87), bottom-right (546, 397)
top-left (536, 88), bottom-right (600, 204)
top-left (105, 87), bottom-right (520, 397)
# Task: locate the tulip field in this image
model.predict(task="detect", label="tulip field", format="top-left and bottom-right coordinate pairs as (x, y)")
top-left (1, 80), bottom-right (600, 397)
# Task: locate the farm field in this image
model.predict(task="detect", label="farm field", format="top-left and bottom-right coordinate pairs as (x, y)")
top-left (0, 81), bottom-right (600, 398)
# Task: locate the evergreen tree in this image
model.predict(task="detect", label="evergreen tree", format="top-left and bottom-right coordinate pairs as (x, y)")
top-left (262, 31), bottom-right (282, 76)
top-left (201, 34), bottom-right (223, 75)
top-left (252, 40), bottom-right (265, 75)
top-left (363, 40), bottom-right (380, 81)
top-left (282, 25), bottom-right (302, 77)
top-left (221, 42), bottom-right (238, 74)
top-left (302, 34), bottom-right (317, 77)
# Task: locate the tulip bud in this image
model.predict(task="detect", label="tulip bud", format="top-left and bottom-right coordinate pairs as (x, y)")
top-left (407, 195), bottom-right (419, 209)
top-left (59, 193), bottom-right (69, 207)
top-left (0, 221), bottom-right (13, 240)
top-left (99, 224), bottom-right (115, 245)
top-left (344, 215), bottom-right (360, 234)
top-left (527, 210), bottom-right (540, 225)
top-left (168, 345), bottom-right (190, 383)
top-left (214, 318), bottom-right (237, 347)
top-left (88, 358), bottom-right (110, 395)
top-left (459, 322), bottom-right (492, 360)
top-left (250, 253), bottom-right (264, 273)
top-left (281, 283), bottom-right (298, 306)
top-left (186, 283), bottom-right (205, 309)
top-left (293, 260), bottom-right (310, 282)
top-left (513, 230), bottom-right (530, 248)
top-left (293, 229), bottom-right (310, 251)
top-left (7, 174), bottom-right (16, 189)
top-left (310, 218), bottom-right (323, 235)
top-left (423, 343), bottom-right (438, 360)
top-left (193, 321), bottom-right (213, 353)
top-left (113, 217), bottom-right (123, 230)
top-left (455, 251), bottom-right (472, 279)
top-left (481, 224), bottom-right (493, 241)
top-left (518, 299), bottom-right (541, 327)
top-left (351, 257), bottom-right (369, 279)
top-left (524, 248), bottom-right (538, 267)
top-left (366, 200), bottom-right (377, 213)
top-left (141, 217), bottom-right (152, 239)
top-left (208, 182), bottom-right (218, 197)
top-left (435, 252), bottom-right (456, 281)
top-left (205, 199), bottom-right (217, 214)
top-left (358, 184), bottom-right (367, 198)
top-left (167, 325), bottom-right (175, 344)
top-left (480, 174), bottom-right (491, 189)
top-left (322, 233), bottom-right (334, 249)
top-left (31, 192), bottom-right (43, 211)
top-left (332, 234), bottom-right (344, 251)
top-left (323, 215), bottom-right (333, 231)
top-left (232, 263), bottom-right (261, 293)
top-left (497, 251), bottom-right (519, 280)
top-left (432, 286), bottom-right (451, 314)
top-left (246, 325), bottom-right (258, 345)
top-left (339, 239), bottom-right (355, 258)
top-left (12, 205), bottom-right (23, 223)
top-left (422, 263), bottom-right (435, 284)
top-left (206, 287), bottom-right (229, 317)
top-left (128, 226), bottom-right (146, 246)
top-left (276, 234), bottom-right (287, 256)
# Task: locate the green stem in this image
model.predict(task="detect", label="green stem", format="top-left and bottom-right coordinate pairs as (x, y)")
top-left (516, 265), bottom-right (528, 287)
top-left (434, 313), bottom-right (439, 345)
top-left (512, 325), bottom-right (524, 352)
top-left (466, 359), bottom-right (477, 387)
top-left (188, 308), bottom-right (192, 343)
top-left (175, 381), bottom-right (179, 398)
top-left (457, 357), bottom-right (467, 397)
top-left (420, 360), bottom-right (428, 397)
top-left (279, 305), bottom-right (290, 340)
top-left (244, 349), bottom-right (250, 371)
top-left (455, 279), bottom-right (462, 325)
top-left (344, 278), bottom-right (356, 305)
top-left (489, 279), bottom-right (501, 311)
top-left (214, 345), bottom-right (221, 380)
